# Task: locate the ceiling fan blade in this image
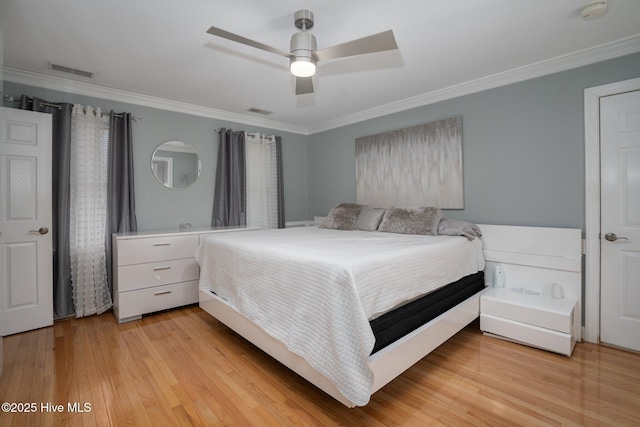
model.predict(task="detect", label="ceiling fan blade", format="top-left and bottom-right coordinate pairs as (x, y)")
top-left (315, 30), bottom-right (397, 61)
top-left (206, 26), bottom-right (292, 58)
top-left (295, 77), bottom-right (314, 95)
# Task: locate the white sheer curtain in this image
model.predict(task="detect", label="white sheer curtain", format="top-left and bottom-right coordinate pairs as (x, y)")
top-left (70, 104), bottom-right (112, 317)
top-left (245, 132), bottom-right (278, 229)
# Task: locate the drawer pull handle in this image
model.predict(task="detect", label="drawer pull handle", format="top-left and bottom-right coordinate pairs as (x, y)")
top-left (154, 291), bottom-right (172, 296)
top-left (152, 242), bottom-right (171, 246)
top-left (153, 266), bottom-right (172, 271)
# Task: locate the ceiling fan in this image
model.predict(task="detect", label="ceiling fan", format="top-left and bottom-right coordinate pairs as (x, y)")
top-left (206, 10), bottom-right (398, 95)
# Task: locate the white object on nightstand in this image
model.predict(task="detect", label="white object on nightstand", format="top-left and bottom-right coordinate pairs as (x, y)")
top-left (492, 265), bottom-right (505, 287)
top-left (480, 287), bottom-right (577, 356)
top-left (551, 282), bottom-right (564, 299)
top-left (112, 226), bottom-right (251, 323)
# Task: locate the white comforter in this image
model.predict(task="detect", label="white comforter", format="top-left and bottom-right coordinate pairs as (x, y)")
top-left (195, 227), bottom-right (484, 406)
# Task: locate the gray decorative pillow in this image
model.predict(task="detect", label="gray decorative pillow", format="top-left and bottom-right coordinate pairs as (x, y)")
top-left (320, 203), bottom-right (365, 230)
top-left (437, 218), bottom-right (482, 240)
top-left (378, 206), bottom-right (443, 235)
top-left (355, 207), bottom-right (386, 231)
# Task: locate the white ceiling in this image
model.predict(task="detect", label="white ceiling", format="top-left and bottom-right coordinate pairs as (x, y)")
top-left (1, 0), bottom-right (639, 134)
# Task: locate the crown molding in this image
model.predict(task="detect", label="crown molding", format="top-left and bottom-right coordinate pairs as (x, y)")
top-left (3, 34), bottom-right (639, 136)
top-left (1, 66), bottom-right (309, 135)
top-left (306, 34), bottom-right (640, 134)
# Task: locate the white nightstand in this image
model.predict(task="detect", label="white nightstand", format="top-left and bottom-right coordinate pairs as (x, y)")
top-left (480, 287), bottom-right (577, 356)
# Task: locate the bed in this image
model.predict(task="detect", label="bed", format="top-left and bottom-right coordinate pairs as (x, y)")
top-left (196, 206), bottom-right (486, 407)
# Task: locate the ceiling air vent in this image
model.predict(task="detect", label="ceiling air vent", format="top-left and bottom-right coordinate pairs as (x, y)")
top-left (49, 63), bottom-right (94, 78)
top-left (246, 107), bottom-right (273, 115)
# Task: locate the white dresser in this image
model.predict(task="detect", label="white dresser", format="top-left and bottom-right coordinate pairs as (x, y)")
top-left (112, 226), bottom-right (249, 323)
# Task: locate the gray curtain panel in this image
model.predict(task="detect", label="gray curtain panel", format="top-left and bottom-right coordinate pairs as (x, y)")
top-left (19, 95), bottom-right (75, 319)
top-left (18, 98), bottom-right (137, 314)
top-left (212, 129), bottom-right (246, 227)
top-left (275, 136), bottom-right (285, 229)
top-left (105, 112), bottom-right (138, 295)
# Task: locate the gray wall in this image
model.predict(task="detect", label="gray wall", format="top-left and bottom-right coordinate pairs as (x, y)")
top-left (308, 52), bottom-right (640, 230)
top-left (3, 82), bottom-right (309, 230)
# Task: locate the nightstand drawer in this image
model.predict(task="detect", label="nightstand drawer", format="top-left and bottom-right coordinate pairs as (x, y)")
top-left (117, 280), bottom-right (199, 321)
top-left (117, 258), bottom-right (199, 292)
top-left (481, 288), bottom-right (575, 334)
top-left (480, 314), bottom-right (575, 356)
top-left (117, 235), bottom-right (199, 265)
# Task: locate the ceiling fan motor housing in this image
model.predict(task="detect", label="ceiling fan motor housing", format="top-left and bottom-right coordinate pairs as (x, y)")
top-left (290, 31), bottom-right (317, 59)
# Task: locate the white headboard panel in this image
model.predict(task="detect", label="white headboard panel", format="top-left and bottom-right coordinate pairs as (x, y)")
top-left (478, 224), bottom-right (583, 340)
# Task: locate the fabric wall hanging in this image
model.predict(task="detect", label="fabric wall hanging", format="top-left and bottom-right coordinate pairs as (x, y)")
top-left (355, 116), bottom-right (463, 209)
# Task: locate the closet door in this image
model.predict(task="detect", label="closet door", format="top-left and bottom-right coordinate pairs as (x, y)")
top-left (0, 108), bottom-right (53, 335)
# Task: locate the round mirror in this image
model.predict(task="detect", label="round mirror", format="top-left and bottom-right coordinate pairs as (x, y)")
top-left (151, 141), bottom-right (202, 189)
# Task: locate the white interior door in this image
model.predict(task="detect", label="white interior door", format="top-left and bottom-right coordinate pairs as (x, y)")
top-left (600, 90), bottom-right (640, 352)
top-left (0, 107), bottom-right (53, 336)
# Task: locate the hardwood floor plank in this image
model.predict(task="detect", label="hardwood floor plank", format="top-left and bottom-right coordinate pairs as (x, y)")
top-left (116, 330), bottom-right (157, 426)
top-left (191, 398), bottom-right (223, 426)
top-left (93, 322), bottom-right (137, 426)
top-left (2, 307), bottom-right (640, 426)
top-left (0, 335), bottom-right (23, 426)
top-left (81, 321), bottom-right (112, 427)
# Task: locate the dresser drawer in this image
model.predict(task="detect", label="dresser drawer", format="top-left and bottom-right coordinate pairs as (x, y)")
top-left (116, 235), bottom-right (199, 265)
top-left (117, 280), bottom-right (199, 321)
top-left (117, 258), bottom-right (199, 292)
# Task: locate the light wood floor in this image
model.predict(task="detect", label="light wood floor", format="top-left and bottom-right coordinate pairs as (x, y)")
top-left (1, 306), bottom-right (639, 426)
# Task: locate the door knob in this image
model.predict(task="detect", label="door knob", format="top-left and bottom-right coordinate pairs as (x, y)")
top-left (604, 232), bottom-right (629, 242)
top-left (30, 227), bottom-right (49, 235)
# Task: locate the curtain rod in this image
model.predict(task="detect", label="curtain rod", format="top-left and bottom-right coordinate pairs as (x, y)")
top-left (246, 132), bottom-right (275, 142)
top-left (215, 129), bottom-right (277, 141)
top-left (3, 95), bottom-right (141, 122)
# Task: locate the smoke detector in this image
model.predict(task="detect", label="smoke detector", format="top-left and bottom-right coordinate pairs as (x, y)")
top-left (581, 2), bottom-right (608, 20)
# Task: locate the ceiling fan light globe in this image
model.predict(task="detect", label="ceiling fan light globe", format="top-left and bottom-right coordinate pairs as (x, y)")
top-left (290, 58), bottom-right (316, 77)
